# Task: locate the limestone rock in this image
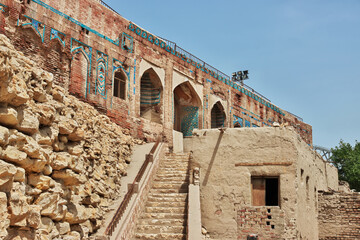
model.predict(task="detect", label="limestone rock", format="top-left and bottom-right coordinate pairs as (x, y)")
top-left (0, 159), bottom-right (17, 192)
top-left (17, 108), bottom-right (40, 134)
top-left (14, 167), bottom-right (25, 182)
top-left (56, 221), bottom-right (71, 235)
top-left (33, 126), bottom-right (58, 146)
top-left (0, 125), bottom-right (9, 145)
top-left (28, 174), bottom-right (52, 190)
top-left (39, 217), bottom-right (54, 234)
top-left (52, 169), bottom-right (86, 186)
top-left (0, 192), bottom-right (10, 237)
top-left (68, 127), bottom-right (85, 141)
top-left (65, 203), bottom-right (91, 224)
top-left (27, 205), bottom-right (42, 228)
top-left (0, 105), bottom-right (18, 126)
top-left (9, 184), bottom-right (29, 227)
top-left (58, 116), bottom-right (78, 135)
top-left (1, 145), bottom-right (27, 164)
top-left (51, 152), bottom-right (72, 170)
top-left (34, 192), bottom-right (67, 221)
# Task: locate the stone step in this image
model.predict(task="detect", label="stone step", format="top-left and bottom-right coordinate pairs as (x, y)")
top-left (150, 188), bottom-right (188, 194)
top-left (158, 167), bottom-right (189, 171)
top-left (155, 173), bottom-right (189, 179)
top-left (154, 177), bottom-right (189, 182)
top-left (144, 207), bottom-right (187, 214)
top-left (153, 179), bottom-right (189, 185)
top-left (134, 233), bottom-right (186, 240)
top-left (156, 170), bottom-right (188, 175)
top-left (136, 224), bottom-right (186, 234)
top-left (141, 212), bottom-right (188, 220)
top-left (147, 194), bottom-right (188, 202)
top-left (137, 218), bottom-right (186, 226)
top-left (146, 201), bottom-right (186, 208)
top-left (151, 183), bottom-right (188, 189)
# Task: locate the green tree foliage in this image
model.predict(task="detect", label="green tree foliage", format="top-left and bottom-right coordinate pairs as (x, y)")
top-left (331, 140), bottom-right (360, 191)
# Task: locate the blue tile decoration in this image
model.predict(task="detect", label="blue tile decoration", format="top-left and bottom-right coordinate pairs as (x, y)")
top-left (18, 15), bottom-right (46, 42)
top-left (181, 106), bottom-right (199, 137)
top-left (32, 0), bottom-right (120, 46)
top-left (121, 33), bottom-right (133, 53)
top-left (95, 51), bottom-right (108, 99)
top-left (70, 38), bottom-right (92, 98)
top-left (252, 123), bottom-right (259, 128)
top-left (0, 3), bottom-right (7, 13)
top-left (50, 28), bottom-right (66, 47)
top-left (245, 119), bottom-right (251, 128)
top-left (233, 115), bottom-right (243, 127)
top-left (140, 73), bottom-right (161, 105)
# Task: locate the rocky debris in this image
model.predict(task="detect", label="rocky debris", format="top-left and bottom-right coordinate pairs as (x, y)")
top-left (0, 34), bottom-right (142, 239)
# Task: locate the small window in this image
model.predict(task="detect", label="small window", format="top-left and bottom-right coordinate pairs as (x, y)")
top-left (251, 177), bottom-right (279, 206)
top-left (113, 71), bottom-right (126, 99)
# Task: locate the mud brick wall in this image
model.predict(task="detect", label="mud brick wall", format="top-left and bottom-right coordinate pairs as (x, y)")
top-left (318, 191), bottom-right (360, 239)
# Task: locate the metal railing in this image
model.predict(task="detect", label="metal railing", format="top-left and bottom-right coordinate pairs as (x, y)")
top-left (99, 0), bottom-right (121, 16)
top-left (159, 37), bottom-right (271, 102)
top-left (105, 138), bottom-right (161, 236)
top-left (286, 111), bottom-right (303, 122)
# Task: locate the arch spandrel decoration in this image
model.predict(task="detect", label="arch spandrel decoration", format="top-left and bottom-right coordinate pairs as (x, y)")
top-left (95, 51), bottom-right (108, 99)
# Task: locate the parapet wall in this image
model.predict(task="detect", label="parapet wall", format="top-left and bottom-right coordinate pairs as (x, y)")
top-left (0, 0), bottom-right (312, 143)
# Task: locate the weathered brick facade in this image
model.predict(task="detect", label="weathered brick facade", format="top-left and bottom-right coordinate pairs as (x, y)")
top-left (0, 0), bottom-right (312, 144)
top-left (318, 191), bottom-right (360, 239)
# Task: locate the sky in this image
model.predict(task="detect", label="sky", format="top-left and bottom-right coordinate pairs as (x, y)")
top-left (104, 0), bottom-right (360, 149)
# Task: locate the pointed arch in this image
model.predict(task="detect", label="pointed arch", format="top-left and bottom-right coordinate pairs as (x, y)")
top-left (140, 68), bottom-right (163, 124)
top-left (211, 101), bottom-right (226, 128)
top-left (113, 69), bottom-right (127, 99)
top-left (173, 81), bottom-right (202, 136)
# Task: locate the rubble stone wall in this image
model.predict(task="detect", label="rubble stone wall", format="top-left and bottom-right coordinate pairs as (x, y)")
top-left (318, 191), bottom-right (360, 240)
top-left (0, 34), bottom-right (140, 239)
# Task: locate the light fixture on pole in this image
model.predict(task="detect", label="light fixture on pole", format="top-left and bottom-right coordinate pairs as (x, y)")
top-left (232, 70), bottom-right (249, 86)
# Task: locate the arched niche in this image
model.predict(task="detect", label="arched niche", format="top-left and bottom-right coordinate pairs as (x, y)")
top-left (140, 68), bottom-right (163, 124)
top-left (173, 81), bottom-right (201, 137)
top-left (113, 69), bottom-right (127, 100)
top-left (211, 101), bottom-right (226, 128)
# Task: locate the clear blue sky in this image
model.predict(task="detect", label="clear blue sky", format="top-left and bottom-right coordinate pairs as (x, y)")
top-left (105, 0), bottom-right (360, 149)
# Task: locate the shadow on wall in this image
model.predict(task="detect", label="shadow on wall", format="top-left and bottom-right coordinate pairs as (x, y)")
top-left (202, 129), bottom-right (224, 186)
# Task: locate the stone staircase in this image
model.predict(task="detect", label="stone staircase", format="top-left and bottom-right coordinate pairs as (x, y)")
top-left (133, 152), bottom-right (190, 240)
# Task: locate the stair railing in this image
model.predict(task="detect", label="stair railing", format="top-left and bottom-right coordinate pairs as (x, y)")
top-left (105, 138), bottom-right (161, 237)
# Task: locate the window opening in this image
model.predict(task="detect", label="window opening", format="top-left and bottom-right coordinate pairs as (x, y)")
top-left (113, 71), bottom-right (126, 99)
top-left (251, 177), bottom-right (279, 206)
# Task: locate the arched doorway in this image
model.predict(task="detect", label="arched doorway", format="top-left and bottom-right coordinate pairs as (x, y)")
top-left (173, 82), bottom-right (201, 137)
top-left (140, 68), bottom-right (163, 124)
top-left (211, 102), bottom-right (226, 128)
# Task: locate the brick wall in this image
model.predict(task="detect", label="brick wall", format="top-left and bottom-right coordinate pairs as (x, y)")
top-left (237, 206), bottom-right (287, 240)
top-left (318, 191), bottom-right (360, 239)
